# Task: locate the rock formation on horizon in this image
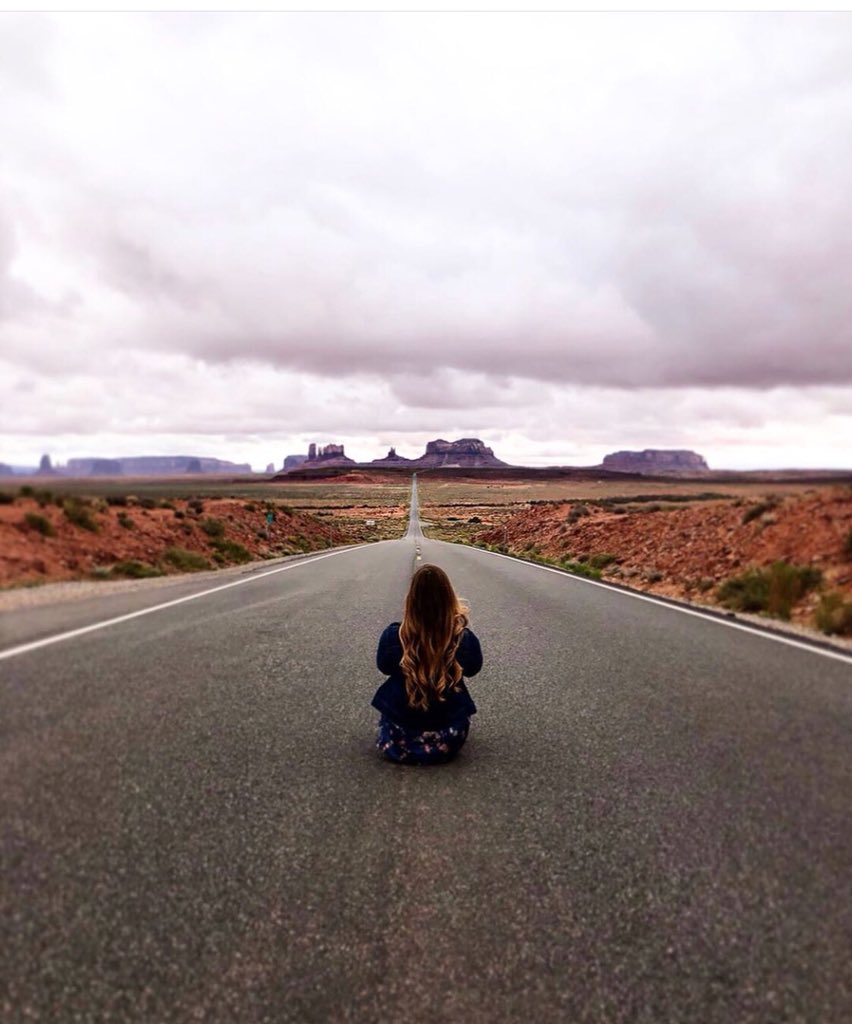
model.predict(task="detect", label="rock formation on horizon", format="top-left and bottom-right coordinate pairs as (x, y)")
top-left (601, 449), bottom-right (709, 475)
top-left (0, 462), bottom-right (15, 476)
top-left (370, 446), bottom-right (414, 468)
top-left (414, 438), bottom-right (509, 469)
top-left (36, 454), bottom-right (59, 476)
top-left (283, 454), bottom-right (308, 470)
top-left (66, 455), bottom-right (252, 476)
top-left (300, 443), bottom-right (356, 469)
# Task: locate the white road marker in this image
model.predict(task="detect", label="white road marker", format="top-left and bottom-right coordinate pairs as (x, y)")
top-left (0, 547), bottom-right (366, 663)
top-left (472, 547), bottom-right (852, 666)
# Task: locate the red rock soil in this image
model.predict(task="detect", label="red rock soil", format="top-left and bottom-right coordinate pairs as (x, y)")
top-left (476, 487), bottom-right (852, 626)
top-left (0, 496), bottom-right (356, 588)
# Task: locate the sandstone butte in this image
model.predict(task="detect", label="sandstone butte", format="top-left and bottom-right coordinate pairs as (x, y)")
top-left (475, 486), bottom-right (852, 629)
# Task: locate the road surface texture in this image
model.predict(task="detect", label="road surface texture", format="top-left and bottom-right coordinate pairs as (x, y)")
top-left (2, 480), bottom-right (850, 1023)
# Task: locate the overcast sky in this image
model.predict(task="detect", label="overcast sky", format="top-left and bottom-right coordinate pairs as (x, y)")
top-left (1, 12), bottom-right (851, 470)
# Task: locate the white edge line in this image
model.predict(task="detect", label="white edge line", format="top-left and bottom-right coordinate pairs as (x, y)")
top-left (470, 546), bottom-right (852, 666)
top-left (0, 546), bottom-right (367, 663)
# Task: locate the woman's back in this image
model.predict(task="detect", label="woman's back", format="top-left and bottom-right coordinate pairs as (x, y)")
top-left (371, 564), bottom-right (484, 765)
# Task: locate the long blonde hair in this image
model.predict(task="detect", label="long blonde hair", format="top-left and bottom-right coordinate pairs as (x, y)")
top-left (399, 564), bottom-right (469, 711)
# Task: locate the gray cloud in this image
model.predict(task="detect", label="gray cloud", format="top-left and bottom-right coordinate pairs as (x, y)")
top-left (1, 13), bottom-right (851, 467)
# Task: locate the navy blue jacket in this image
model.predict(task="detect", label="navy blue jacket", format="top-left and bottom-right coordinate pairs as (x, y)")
top-left (371, 621), bottom-right (483, 730)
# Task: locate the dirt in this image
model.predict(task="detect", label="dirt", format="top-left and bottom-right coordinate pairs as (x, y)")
top-left (0, 495), bottom-right (357, 589)
top-left (475, 487), bottom-right (852, 629)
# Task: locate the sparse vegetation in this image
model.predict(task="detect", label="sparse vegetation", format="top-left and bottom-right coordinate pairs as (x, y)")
top-left (212, 538), bottom-right (252, 563)
top-left (62, 499), bottom-right (99, 532)
top-left (200, 517), bottom-right (226, 539)
top-left (742, 499), bottom-right (779, 524)
top-left (24, 512), bottom-right (55, 537)
top-left (814, 592), bottom-right (852, 636)
top-left (560, 558), bottom-right (603, 579)
top-left (845, 531), bottom-right (852, 557)
top-left (0, 492), bottom-right (15, 505)
top-left (718, 562), bottom-right (821, 620)
top-left (188, 499), bottom-right (204, 514)
top-left (105, 495), bottom-right (128, 507)
top-left (110, 560), bottom-right (163, 579)
top-left (117, 512), bottom-right (134, 530)
top-left (587, 552), bottom-right (619, 570)
top-left (163, 547), bottom-right (210, 572)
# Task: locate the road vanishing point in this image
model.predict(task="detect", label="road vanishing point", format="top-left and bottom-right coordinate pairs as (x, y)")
top-left (2, 478), bottom-right (850, 1022)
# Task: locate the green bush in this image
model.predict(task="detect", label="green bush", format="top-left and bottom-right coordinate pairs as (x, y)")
top-left (560, 558), bottom-right (602, 579)
top-left (742, 499), bottom-right (778, 525)
top-left (105, 495), bottom-right (128, 507)
top-left (188, 499), bottom-right (204, 514)
top-left (212, 538), bottom-right (252, 564)
top-left (35, 489), bottom-right (53, 507)
top-left (139, 497), bottom-right (158, 510)
top-left (111, 560), bottom-right (163, 579)
top-left (159, 500), bottom-right (176, 510)
top-left (718, 561), bottom-right (821, 620)
top-left (200, 517), bottom-right (226, 539)
top-left (814, 592), bottom-right (852, 636)
top-left (117, 512), bottom-right (134, 530)
top-left (174, 509), bottom-right (186, 519)
top-left (163, 547), bottom-right (210, 572)
top-left (588, 552), bottom-right (619, 570)
top-left (0, 492), bottom-right (15, 505)
top-left (63, 500), bottom-right (99, 532)
top-left (25, 512), bottom-right (55, 537)
top-left (19, 485), bottom-right (35, 498)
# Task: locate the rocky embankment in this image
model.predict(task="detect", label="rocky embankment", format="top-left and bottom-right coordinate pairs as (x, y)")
top-left (475, 488), bottom-right (852, 635)
top-left (0, 492), bottom-right (355, 589)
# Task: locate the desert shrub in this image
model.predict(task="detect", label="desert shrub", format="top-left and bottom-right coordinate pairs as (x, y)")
top-left (845, 531), bottom-right (852, 557)
top-left (163, 547), bottom-right (210, 571)
top-left (644, 504), bottom-right (662, 513)
top-left (63, 500), bottom-right (99, 532)
top-left (174, 509), bottom-right (186, 519)
top-left (159, 500), bottom-right (176, 510)
top-left (90, 566), bottom-right (111, 580)
top-left (697, 577), bottom-right (715, 593)
top-left (188, 498), bottom-right (204, 514)
top-left (742, 499), bottom-right (778, 525)
top-left (117, 512), bottom-right (134, 530)
top-left (560, 558), bottom-right (602, 580)
top-left (244, 502), bottom-right (258, 512)
top-left (588, 552), bottom-right (619, 570)
top-left (125, 495), bottom-right (140, 507)
top-left (200, 517), bottom-right (226, 539)
top-left (35, 489), bottom-right (53, 507)
top-left (814, 592), bottom-right (852, 636)
top-left (278, 504), bottom-right (294, 516)
top-left (19, 485), bottom-right (35, 497)
top-left (645, 570), bottom-right (664, 583)
top-left (25, 512), bottom-right (55, 537)
top-left (718, 562), bottom-right (821, 619)
top-left (139, 497), bottom-right (158, 510)
top-left (0, 492), bottom-right (15, 505)
top-left (105, 495), bottom-right (128, 507)
top-left (468, 516), bottom-right (481, 524)
top-left (110, 560), bottom-right (163, 579)
top-left (212, 538), bottom-right (252, 563)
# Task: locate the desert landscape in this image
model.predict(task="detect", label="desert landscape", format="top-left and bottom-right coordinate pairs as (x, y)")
top-left (2, 469), bottom-right (851, 641)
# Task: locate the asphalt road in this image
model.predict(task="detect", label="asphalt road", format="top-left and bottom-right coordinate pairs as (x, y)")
top-left (2, 480), bottom-right (850, 1023)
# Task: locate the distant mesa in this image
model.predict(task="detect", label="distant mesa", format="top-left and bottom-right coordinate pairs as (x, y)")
top-left (283, 454), bottom-right (309, 470)
top-left (0, 462), bottom-right (15, 477)
top-left (600, 449), bottom-right (710, 475)
top-left (415, 438), bottom-right (509, 469)
top-left (65, 455), bottom-right (251, 476)
top-left (302, 443), bottom-right (356, 469)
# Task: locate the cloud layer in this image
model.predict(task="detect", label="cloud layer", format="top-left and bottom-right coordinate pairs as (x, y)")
top-left (1, 13), bottom-right (851, 467)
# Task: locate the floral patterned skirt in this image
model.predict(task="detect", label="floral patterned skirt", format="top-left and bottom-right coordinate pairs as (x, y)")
top-left (376, 715), bottom-right (470, 765)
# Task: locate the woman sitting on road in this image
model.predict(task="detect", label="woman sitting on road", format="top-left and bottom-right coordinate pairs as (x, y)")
top-left (372, 564), bottom-right (483, 765)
